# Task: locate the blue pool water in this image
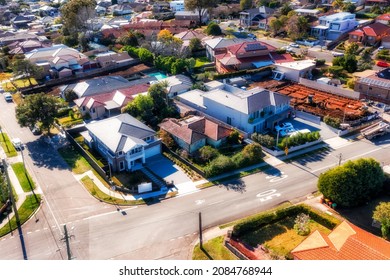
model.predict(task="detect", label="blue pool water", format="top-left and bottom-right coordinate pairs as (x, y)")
top-left (148, 72), bottom-right (167, 80)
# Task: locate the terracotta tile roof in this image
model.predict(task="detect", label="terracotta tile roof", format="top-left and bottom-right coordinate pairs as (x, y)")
top-left (159, 116), bottom-right (232, 145)
top-left (349, 29), bottom-right (364, 36)
top-left (159, 118), bottom-right (205, 145)
top-left (270, 53), bottom-right (294, 64)
top-left (363, 22), bottom-right (390, 37)
top-left (292, 221), bottom-right (390, 260)
top-left (376, 13), bottom-right (390, 21)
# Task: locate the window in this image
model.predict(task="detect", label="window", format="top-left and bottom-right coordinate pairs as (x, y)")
top-left (82, 106), bottom-right (86, 111)
top-left (227, 117), bottom-right (232, 125)
top-left (91, 108), bottom-right (95, 113)
top-left (119, 161), bottom-right (125, 171)
top-left (117, 151), bottom-right (123, 156)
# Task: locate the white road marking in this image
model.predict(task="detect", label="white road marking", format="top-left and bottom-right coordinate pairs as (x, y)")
top-left (265, 172), bottom-right (284, 179)
top-left (43, 228), bottom-right (48, 230)
top-left (208, 200), bottom-right (223, 206)
top-left (269, 175), bottom-right (288, 182)
top-left (256, 189), bottom-right (282, 202)
top-left (35, 229), bottom-right (40, 232)
top-left (1, 239), bottom-right (6, 241)
top-left (27, 232), bottom-right (32, 235)
top-left (195, 199), bottom-right (205, 205)
top-left (83, 206), bottom-right (138, 221)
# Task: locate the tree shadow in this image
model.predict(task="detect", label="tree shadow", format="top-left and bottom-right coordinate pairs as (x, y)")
top-left (220, 178), bottom-right (246, 193)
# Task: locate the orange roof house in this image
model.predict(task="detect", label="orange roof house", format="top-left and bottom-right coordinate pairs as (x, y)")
top-left (292, 221), bottom-right (390, 260)
top-left (349, 22), bottom-right (390, 46)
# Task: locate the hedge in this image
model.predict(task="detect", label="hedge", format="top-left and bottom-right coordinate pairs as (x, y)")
top-left (212, 66), bottom-right (274, 80)
top-left (232, 205), bottom-right (340, 237)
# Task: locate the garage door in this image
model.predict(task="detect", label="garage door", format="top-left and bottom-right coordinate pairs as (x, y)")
top-left (144, 144), bottom-right (161, 158)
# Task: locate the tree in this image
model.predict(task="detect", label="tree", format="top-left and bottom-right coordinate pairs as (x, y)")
top-left (373, 202), bottom-right (390, 239)
top-left (342, 2), bottom-right (356, 13)
top-left (318, 158), bottom-right (385, 207)
top-left (205, 22), bottom-right (222, 36)
top-left (64, 89), bottom-right (78, 103)
top-left (185, 0), bottom-right (217, 26)
top-left (286, 15), bottom-right (309, 41)
top-left (269, 18), bottom-right (282, 36)
top-left (158, 129), bottom-right (176, 150)
top-left (294, 213), bottom-right (311, 236)
top-left (117, 31), bottom-right (139, 47)
top-left (199, 146), bottom-right (219, 162)
top-left (61, 0), bottom-right (96, 34)
top-left (122, 94), bottom-right (155, 123)
top-left (241, 143), bottom-right (262, 164)
top-left (280, 3), bottom-right (292, 16)
top-left (16, 93), bottom-right (63, 134)
top-left (11, 59), bottom-right (42, 85)
top-left (157, 30), bottom-right (184, 57)
top-left (137, 48), bottom-right (154, 63)
top-left (343, 55), bottom-right (358, 73)
top-left (189, 37), bottom-right (202, 52)
top-left (240, 0), bottom-right (252, 10)
top-left (332, 0), bottom-right (344, 11)
top-left (345, 42), bottom-right (359, 56)
top-left (227, 130), bottom-right (240, 144)
top-left (251, 133), bottom-right (275, 148)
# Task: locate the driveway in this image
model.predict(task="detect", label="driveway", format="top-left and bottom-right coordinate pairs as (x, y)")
top-left (289, 117), bottom-right (338, 140)
top-left (146, 154), bottom-right (198, 195)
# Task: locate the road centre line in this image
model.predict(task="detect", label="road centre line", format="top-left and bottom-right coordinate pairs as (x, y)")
top-left (82, 206), bottom-right (138, 221)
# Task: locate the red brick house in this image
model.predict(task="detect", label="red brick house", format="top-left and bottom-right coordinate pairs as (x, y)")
top-left (292, 221), bottom-right (390, 260)
top-left (349, 22), bottom-right (390, 46)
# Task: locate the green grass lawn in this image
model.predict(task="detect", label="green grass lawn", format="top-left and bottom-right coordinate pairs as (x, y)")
top-left (81, 176), bottom-right (144, 206)
top-left (195, 57), bottom-right (210, 67)
top-left (0, 194), bottom-right (41, 238)
top-left (11, 163), bottom-right (35, 192)
top-left (0, 133), bottom-right (17, 157)
top-left (57, 145), bottom-right (91, 174)
top-left (239, 216), bottom-right (332, 259)
top-left (192, 236), bottom-right (238, 260)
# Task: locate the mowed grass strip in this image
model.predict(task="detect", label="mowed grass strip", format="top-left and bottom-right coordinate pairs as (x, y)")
top-left (57, 145), bottom-right (91, 174)
top-left (192, 236), bottom-right (238, 260)
top-left (0, 133), bottom-right (17, 157)
top-left (11, 162), bottom-right (35, 192)
top-left (0, 194), bottom-right (41, 237)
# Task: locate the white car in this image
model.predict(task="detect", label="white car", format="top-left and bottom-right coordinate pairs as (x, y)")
top-left (289, 43), bottom-right (299, 48)
top-left (4, 92), bottom-right (12, 102)
top-left (331, 51), bottom-right (344, 57)
top-left (275, 122), bottom-right (293, 132)
top-left (11, 138), bottom-right (23, 150)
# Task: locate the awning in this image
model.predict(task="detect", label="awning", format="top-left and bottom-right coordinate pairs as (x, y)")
top-left (252, 60), bottom-right (273, 68)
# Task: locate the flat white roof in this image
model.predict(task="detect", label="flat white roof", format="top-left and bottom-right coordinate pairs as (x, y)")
top-left (294, 9), bottom-right (320, 15)
top-left (275, 60), bottom-right (316, 70)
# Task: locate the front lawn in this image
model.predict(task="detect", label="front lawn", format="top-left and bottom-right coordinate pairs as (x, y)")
top-left (57, 145), bottom-right (91, 174)
top-left (74, 135), bottom-right (106, 168)
top-left (0, 132), bottom-right (17, 157)
top-left (0, 194), bottom-right (41, 238)
top-left (112, 171), bottom-right (151, 189)
top-left (239, 216), bottom-right (333, 259)
top-left (11, 163), bottom-right (35, 192)
top-left (195, 57), bottom-right (210, 67)
top-left (192, 236), bottom-right (238, 260)
top-left (13, 78), bottom-right (37, 88)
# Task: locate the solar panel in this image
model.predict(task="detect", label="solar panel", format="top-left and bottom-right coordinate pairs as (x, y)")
top-left (244, 42), bottom-right (266, 51)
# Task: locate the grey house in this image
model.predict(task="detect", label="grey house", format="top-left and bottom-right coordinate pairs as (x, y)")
top-left (82, 114), bottom-right (161, 172)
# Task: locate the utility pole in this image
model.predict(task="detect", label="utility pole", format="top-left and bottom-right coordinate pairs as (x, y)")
top-left (2, 158), bottom-right (28, 260)
top-left (61, 225), bottom-right (74, 260)
top-left (199, 212), bottom-right (203, 249)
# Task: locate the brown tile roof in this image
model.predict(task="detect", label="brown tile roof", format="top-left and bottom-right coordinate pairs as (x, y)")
top-left (292, 221), bottom-right (390, 260)
top-left (159, 118), bottom-right (205, 145)
top-left (362, 22), bottom-right (390, 37)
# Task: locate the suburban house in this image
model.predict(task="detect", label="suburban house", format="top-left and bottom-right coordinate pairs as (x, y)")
top-left (74, 83), bottom-right (150, 119)
top-left (25, 44), bottom-right (93, 78)
top-left (159, 115), bottom-right (233, 154)
top-left (174, 10), bottom-right (209, 24)
top-left (311, 12), bottom-right (358, 41)
top-left (156, 74), bottom-right (193, 97)
top-left (177, 81), bottom-right (292, 135)
top-left (348, 22), bottom-right (390, 46)
top-left (112, 3), bottom-right (133, 16)
top-left (170, 0), bottom-right (185, 12)
top-left (376, 13), bottom-right (390, 25)
top-left (292, 221), bottom-right (390, 260)
top-left (61, 76), bottom-right (133, 98)
top-left (8, 39), bottom-right (51, 55)
top-left (273, 60), bottom-right (317, 82)
top-left (366, 0), bottom-right (390, 7)
top-left (382, 35), bottom-right (390, 49)
top-left (95, 51), bottom-right (134, 68)
top-left (174, 29), bottom-right (206, 47)
top-left (0, 31), bottom-right (48, 46)
top-left (81, 113), bottom-right (161, 172)
top-left (239, 6), bottom-right (275, 28)
top-left (354, 68), bottom-right (390, 105)
top-left (204, 37), bottom-right (257, 62)
top-left (10, 15), bottom-right (34, 29)
top-left (214, 41), bottom-right (294, 74)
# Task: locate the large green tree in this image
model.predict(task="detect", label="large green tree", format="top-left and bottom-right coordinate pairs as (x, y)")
top-left (11, 59), bottom-right (42, 85)
top-left (185, 0), bottom-right (217, 25)
top-left (318, 158), bottom-right (385, 207)
top-left (373, 202), bottom-right (390, 239)
top-left (16, 93), bottom-right (62, 134)
top-left (61, 0), bottom-right (96, 34)
top-left (240, 0), bottom-right (252, 10)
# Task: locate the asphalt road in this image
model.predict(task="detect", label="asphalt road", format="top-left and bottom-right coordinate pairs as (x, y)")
top-left (0, 96), bottom-right (390, 260)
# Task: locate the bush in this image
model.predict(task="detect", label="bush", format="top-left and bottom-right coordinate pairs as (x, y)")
top-left (315, 59), bottom-right (326, 66)
top-left (318, 158), bottom-right (385, 207)
top-left (206, 22), bottom-right (222, 36)
top-left (251, 133), bottom-right (275, 149)
top-left (324, 115), bottom-right (341, 129)
top-left (204, 155), bottom-right (236, 177)
top-left (56, 107), bottom-right (73, 118)
top-left (277, 131), bottom-right (320, 149)
top-left (198, 146), bottom-right (219, 163)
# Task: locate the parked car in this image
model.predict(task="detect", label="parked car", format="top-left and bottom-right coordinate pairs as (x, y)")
top-left (289, 129), bottom-right (311, 137)
top-left (281, 46), bottom-right (294, 52)
top-left (280, 128), bottom-right (296, 137)
top-left (11, 138), bottom-right (23, 150)
top-left (376, 61), bottom-right (390, 67)
top-left (331, 51), bottom-right (344, 57)
top-left (3, 92), bottom-right (12, 102)
top-left (29, 124), bottom-right (41, 135)
top-left (289, 42), bottom-right (299, 48)
top-left (275, 122), bottom-right (293, 132)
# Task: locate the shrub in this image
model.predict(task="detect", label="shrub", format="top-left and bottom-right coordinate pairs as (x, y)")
top-left (318, 158), bottom-right (385, 207)
top-left (324, 115), bottom-right (341, 129)
top-left (205, 22), bottom-right (222, 36)
top-left (204, 155), bottom-right (236, 177)
top-left (315, 59), bottom-right (326, 66)
top-left (198, 146), bottom-right (219, 163)
top-left (277, 131), bottom-right (320, 149)
top-left (294, 213), bottom-right (311, 236)
top-left (251, 133), bottom-right (275, 149)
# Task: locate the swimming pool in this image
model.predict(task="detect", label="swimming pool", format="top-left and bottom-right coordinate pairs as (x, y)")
top-left (148, 72), bottom-right (167, 80)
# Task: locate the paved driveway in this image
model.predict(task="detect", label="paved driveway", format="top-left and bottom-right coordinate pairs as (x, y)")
top-left (146, 154), bottom-right (198, 195)
top-left (290, 117), bottom-right (338, 140)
